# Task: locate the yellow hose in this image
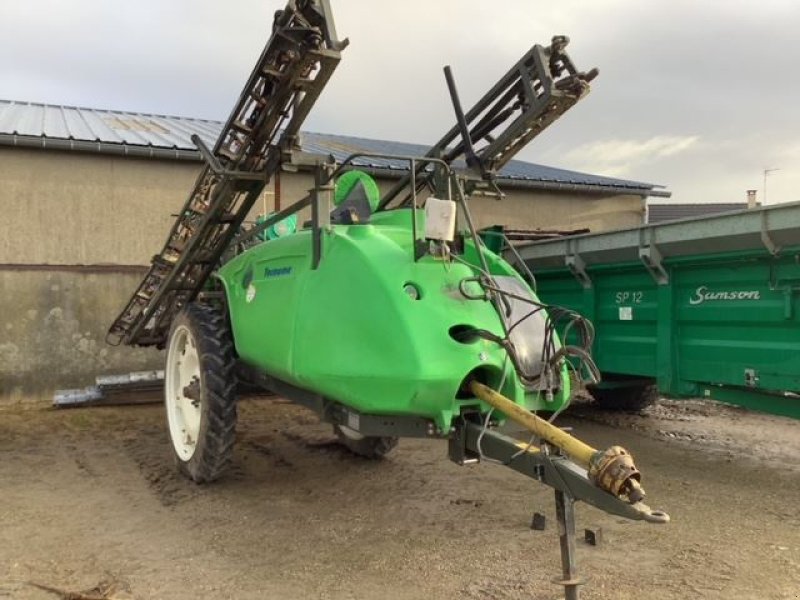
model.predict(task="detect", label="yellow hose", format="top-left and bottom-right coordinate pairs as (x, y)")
top-left (469, 381), bottom-right (669, 521)
top-left (469, 381), bottom-right (596, 467)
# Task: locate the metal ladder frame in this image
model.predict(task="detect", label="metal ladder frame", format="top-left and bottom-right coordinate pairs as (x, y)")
top-left (377, 36), bottom-right (597, 210)
top-left (107, 0), bottom-right (346, 347)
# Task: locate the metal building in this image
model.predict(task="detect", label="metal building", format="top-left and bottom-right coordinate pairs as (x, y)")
top-left (0, 99), bottom-right (670, 399)
top-left (647, 202), bottom-right (748, 224)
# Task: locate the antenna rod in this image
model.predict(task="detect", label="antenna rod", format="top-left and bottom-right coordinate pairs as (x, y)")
top-left (443, 65), bottom-right (481, 174)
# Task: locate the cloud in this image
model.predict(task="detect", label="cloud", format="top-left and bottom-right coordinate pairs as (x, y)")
top-left (1, 0), bottom-right (798, 202)
top-left (564, 135), bottom-right (699, 177)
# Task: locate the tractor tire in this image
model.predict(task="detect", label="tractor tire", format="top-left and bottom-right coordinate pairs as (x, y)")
top-left (164, 303), bottom-right (237, 483)
top-left (333, 424), bottom-right (398, 459)
top-left (589, 382), bottom-right (658, 412)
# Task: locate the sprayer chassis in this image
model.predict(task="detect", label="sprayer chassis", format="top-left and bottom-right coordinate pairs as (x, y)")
top-left (109, 4), bottom-right (668, 594)
top-left (205, 157), bottom-right (665, 599)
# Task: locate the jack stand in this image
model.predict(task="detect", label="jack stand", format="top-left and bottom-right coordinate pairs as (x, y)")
top-left (553, 489), bottom-right (585, 600)
top-left (449, 418), bottom-right (668, 598)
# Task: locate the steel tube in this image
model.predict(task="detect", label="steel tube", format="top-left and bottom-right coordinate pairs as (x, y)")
top-left (555, 490), bottom-right (582, 600)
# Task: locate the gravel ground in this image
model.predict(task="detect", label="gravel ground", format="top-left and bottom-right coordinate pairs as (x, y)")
top-left (1, 395), bottom-right (798, 599)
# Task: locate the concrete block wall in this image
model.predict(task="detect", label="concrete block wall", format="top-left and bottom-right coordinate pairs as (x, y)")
top-left (0, 146), bottom-right (643, 401)
top-left (0, 269), bottom-right (160, 400)
top-left (468, 188), bottom-right (644, 232)
top-left (0, 147), bottom-right (319, 400)
top-left (0, 148), bottom-right (201, 400)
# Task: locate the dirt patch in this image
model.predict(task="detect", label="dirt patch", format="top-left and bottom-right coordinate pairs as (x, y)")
top-left (568, 395), bottom-right (800, 475)
top-left (1, 397), bottom-right (798, 599)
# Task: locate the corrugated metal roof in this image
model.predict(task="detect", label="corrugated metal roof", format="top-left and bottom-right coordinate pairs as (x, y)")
top-left (647, 203), bottom-right (748, 223)
top-left (0, 99), bottom-right (220, 150)
top-left (299, 131), bottom-right (660, 192)
top-left (0, 99), bottom-right (666, 195)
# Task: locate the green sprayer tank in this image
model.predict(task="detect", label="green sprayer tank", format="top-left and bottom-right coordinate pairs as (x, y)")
top-left (218, 207), bottom-right (571, 433)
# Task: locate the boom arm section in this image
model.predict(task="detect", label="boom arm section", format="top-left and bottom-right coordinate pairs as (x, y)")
top-left (107, 0), bottom-right (346, 347)
top-left (379, 36), bottom-right (597, 210)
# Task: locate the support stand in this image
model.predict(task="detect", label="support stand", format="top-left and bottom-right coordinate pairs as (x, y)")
top-left (553, 489), bottom-right (585, 600)
top-left (448, 419), bottom-right (667, 598)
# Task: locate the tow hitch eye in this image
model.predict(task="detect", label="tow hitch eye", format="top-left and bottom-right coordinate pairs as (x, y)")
top-left (467, 380), bottom-right (670, 523)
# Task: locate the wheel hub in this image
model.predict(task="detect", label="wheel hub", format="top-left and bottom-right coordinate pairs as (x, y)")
top-left (183, 377), bottom-right (201, 406)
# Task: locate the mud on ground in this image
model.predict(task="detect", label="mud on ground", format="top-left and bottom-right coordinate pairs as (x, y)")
top-left (1, 396), bottom-right (798, 599)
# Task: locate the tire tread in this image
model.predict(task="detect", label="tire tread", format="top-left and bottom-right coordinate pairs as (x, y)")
top-left (333, 425), bottom-right (398, 459)
top-left (589, 383), bottom-right (657, 412)
top-left (171, 303), bottom-right (238, 483)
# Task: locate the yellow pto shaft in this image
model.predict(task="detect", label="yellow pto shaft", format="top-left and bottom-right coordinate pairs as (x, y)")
top-left (469, 381), bottom-right (646, 504)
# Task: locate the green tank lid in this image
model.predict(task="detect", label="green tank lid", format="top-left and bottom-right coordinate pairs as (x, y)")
top-left (334, 170), bottom-right (381, 211)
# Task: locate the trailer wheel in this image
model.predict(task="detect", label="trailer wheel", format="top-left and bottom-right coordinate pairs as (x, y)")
top-left (333, 424), bottom-right (398, 459)
top-left (165, 303), bottom-right (237, 483)
top-left (589, 383), bottom-right (658, 412)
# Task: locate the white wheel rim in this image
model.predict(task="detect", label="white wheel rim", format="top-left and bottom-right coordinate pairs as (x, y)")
top-left (165, 325), bottom-right (202, 461)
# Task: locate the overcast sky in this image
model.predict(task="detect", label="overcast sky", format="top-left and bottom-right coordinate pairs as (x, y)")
top-left (2, 0), bottom-right (799, 205)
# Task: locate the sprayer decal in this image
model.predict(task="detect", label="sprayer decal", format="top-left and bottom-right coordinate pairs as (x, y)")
top-left (265, 266), bottom-right (292, 278)
top-left (689, 286), bottom-right (761, 305)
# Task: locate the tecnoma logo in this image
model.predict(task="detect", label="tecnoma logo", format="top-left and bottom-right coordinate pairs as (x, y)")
top-left (689, 285), bottom-right (761, 305)
top-left (265, 266), bottom-right (293, 278)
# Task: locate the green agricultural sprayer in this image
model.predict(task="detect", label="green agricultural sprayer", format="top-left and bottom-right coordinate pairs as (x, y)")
top-left (108, 1), bottom-right (668, 596)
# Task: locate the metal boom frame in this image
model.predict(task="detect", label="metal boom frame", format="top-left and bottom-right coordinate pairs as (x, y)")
top-left (107, 0), bottom-right (346, 347)
top-left (377, 37), bottom-right (597, 210)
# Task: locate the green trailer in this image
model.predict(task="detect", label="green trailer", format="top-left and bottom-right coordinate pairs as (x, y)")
top-left (509, 201), bottom-right (800, 418)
